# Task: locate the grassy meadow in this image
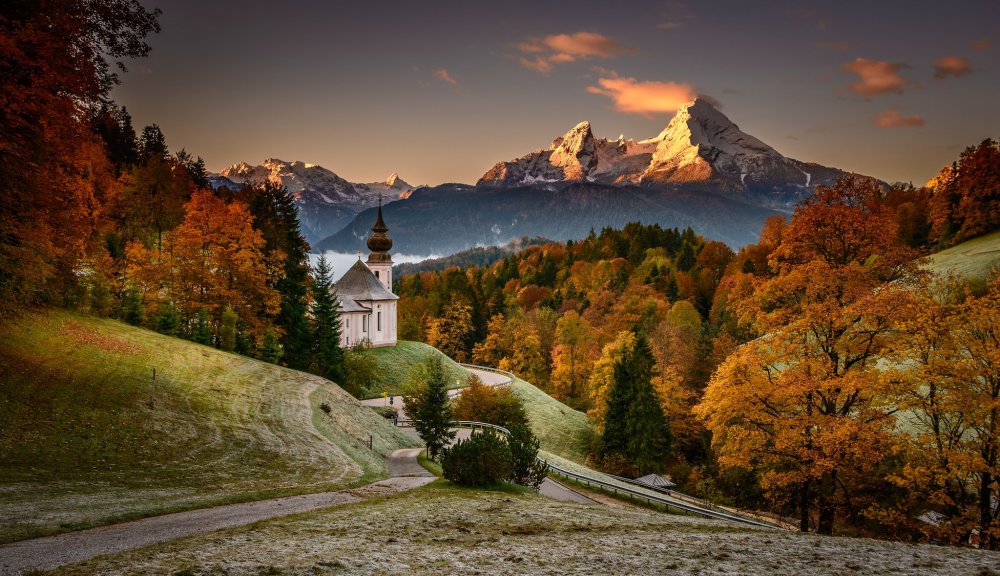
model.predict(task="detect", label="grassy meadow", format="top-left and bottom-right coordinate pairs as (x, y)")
top-left (0, 309), bottom-right (417, 543)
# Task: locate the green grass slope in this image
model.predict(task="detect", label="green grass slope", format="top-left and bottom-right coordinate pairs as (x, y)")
top-left (509, 377), bottom-right (593, 465)
top-left (356, 340), bottom-right (470, 398)
top-left (0, 309), bottom-right (417, 543)
top-left (925, 229), bottom-right (1000, 281)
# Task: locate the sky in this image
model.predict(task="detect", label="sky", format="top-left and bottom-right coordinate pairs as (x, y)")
top-left (114, 0), bottom-right (1000, 187)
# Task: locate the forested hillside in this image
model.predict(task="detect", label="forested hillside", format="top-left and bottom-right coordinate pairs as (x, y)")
top-left (397, 156), bottom-right (1000, 543)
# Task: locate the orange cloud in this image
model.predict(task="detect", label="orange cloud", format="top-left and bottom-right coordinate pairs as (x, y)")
top-left (657, 21), bottom-right (683, 30)
top-left (873, 110), bottom-right (925, 129)
top-left (587, 75), bottom-right (698, 116)
top-left (971, 38), bottom-right (991, 52)
top-left (517, 32), bottom-right (631, 74)
top-left (433, 69), bottom-right (457, 85)
top-left (934, 56), bottom-right (971, 79)
top-left (518, 56), bottom-right (553, 75)
top-left (841, 58), bottom-right (911, 98)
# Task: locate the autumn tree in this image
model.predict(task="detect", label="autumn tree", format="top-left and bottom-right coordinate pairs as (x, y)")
top-left (588, 330), bottom-right (636, 431)
top-left (452, 374), bottom-right (529, 430)
top-left (887, 278), bottom-right (1000, 548)
top-left (696, 176), bottom-right (920, 535)
top-left (0, 0), bottom-right (160, 307)
top-left (162, 190), bottom-right (281, 349)
top-left (550, 310), bottom-right (597, 407)
top-left (425, 300), bottom-right (475, 362)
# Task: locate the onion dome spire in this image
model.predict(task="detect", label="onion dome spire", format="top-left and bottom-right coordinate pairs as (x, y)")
top-left (366, 196), bottom-right (393, 253)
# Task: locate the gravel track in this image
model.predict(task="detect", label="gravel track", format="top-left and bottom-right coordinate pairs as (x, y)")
top-left (0, 450), bottom-right (434, 576)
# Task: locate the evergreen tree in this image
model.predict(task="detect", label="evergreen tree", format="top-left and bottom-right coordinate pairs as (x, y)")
top-left (155, 301), bottom-right (180, 336)
top-left (249, 181), bottom-right (312, 369)
top-left (507, 424), bottom-right (548, 489)
top-left (138, 124), bottom-right (167, 163)
top-left (601, 334), bottom-right (672, 475)
top-left (406, 356), bottom-right (456, 460)
top-left (311, 255), bottom-right (345, 383)
top-left (122, 285), bottom-right (143, 325)
top-left (219, 305), bottom-right (238, 351)
top-left (192, 308), bottom-right (212, 345)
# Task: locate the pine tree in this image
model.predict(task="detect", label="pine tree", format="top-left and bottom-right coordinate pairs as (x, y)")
top-left (601, 334), bottom-right (672, 475)
top-left (507, 424), bottom-right (548, 488)
top-left (249, 181), bottom-right (312, 369)
top-left (311, 255), bottom-right (346, 384)
top-left (192, 308), bottom-right (212, 345)
top-left (406, 356), bottom-right (456, 460)
top-left (219, 305), bottom-right (238, 351)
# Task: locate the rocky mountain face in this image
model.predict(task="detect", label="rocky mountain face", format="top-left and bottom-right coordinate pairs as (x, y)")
top-left (478, 98), bottom-right (852, 207)
top-left (213, 158), bottom-right (413, 244)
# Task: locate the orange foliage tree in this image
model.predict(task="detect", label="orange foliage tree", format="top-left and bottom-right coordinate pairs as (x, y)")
top-left (158, 191), bottom-right (280, 347)
top-left (696, 177), bottom-right (921, 535)
top-left (0, 1), bottom-right (159, 306)
top-left (886, 278), bottom-right (1000, 548)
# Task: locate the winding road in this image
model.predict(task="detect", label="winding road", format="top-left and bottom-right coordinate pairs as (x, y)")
top-left (0, 450), bottom-right (435, 576)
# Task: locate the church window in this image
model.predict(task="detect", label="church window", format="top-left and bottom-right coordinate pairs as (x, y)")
top-left (363, 315), bottom-right (367, 332)
top-left (377, 311), bottom-right (382, 331)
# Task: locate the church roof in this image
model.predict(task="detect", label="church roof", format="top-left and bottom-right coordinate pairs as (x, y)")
top-left (333, 259), bottom-right (398, 302)
top-left (336, 296), bottom-right (370, 313)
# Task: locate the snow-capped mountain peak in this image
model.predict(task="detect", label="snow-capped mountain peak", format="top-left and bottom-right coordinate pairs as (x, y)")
top-left (477, 97), bottom-right (849, 192)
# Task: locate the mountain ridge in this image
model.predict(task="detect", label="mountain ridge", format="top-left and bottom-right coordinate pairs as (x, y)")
top-left (210, 158), bottom-right (415, 243)
top-left (478, 98), bottom-right (856, 206)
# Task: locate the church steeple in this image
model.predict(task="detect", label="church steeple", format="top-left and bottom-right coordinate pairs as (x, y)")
top-left (366, 197), bottom-right (393, 290)
top-left (366, 199), bottom-right (393, 254)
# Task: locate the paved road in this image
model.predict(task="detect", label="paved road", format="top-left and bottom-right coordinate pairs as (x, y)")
top-left (0, 450), bottom-right (434, 576)
top-left (363, 367), bottom-right (601, 507)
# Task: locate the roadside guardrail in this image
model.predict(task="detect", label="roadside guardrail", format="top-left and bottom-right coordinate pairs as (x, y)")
top-left (396, 418), bottom-right (781, 530)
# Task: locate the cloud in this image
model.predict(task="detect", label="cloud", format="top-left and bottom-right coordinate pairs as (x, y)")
top-left (934, 56), bottom-right (971, 79)
top-left (433, 69), bottom-right (457, 85)
top-left (971, 38), bottom-right (991, 52)
top-left (841, 58), bottom-right (911, 98)
top-left (518, 56), bottom-right (553, 75)
top-left (517, 31), bottom-right (632, 74)
top-left (587, 75), bottom-right (698, 116)
top-left (657, 21), bottom-right (683, 30)
top-left (873, 110), bottom-right (925, 129)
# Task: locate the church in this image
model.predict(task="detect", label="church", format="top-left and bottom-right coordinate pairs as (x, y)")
top-left (332, 203), bottom-right (398, 348)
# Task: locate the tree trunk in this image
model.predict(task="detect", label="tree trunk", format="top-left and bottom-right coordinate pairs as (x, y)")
top-left (817, 495), bottom-right (835, 536)
top-left (980, 471), bottom-right (995, 550)
top-left (799, 480), bottom-right (811, 532)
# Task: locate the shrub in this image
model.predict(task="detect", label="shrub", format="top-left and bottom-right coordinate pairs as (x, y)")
top-left (441, 429), bottom-right (512, 486)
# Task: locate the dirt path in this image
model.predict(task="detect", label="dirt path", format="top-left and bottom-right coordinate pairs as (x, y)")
top-left (0, 450), bottom-right (434, 576)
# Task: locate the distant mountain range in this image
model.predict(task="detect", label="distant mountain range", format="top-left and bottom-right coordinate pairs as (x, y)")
top-left (210, 158), bottom-right (414, 244)
top-left (211, 99), bottom-right (872, 254)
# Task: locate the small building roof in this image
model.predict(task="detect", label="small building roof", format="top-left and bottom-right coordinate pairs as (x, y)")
top-left (333, 259), bottom-right (398, 302)
top-left (635, 473), bottom-right (677, 489)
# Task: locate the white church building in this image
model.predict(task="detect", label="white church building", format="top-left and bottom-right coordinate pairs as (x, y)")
top-left (332, 203), bottom-right (398, 348)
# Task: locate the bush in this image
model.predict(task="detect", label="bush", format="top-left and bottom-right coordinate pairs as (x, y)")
top-left (441, 429), bottom-right (512, 486)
